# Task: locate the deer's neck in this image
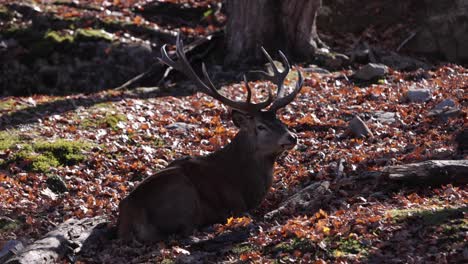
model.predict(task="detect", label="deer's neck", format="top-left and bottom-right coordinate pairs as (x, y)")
top-left (203, 131), bottom-right (278, 208)
top-left (211, 130), bottom-right (277, 169)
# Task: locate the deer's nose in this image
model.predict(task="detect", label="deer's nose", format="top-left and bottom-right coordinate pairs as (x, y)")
top-left (280, 132), bottom-right (297, 150)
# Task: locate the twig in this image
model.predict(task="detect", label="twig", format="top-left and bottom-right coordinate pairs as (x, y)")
top-left (397, 30), bottom-right (419, 52)
top-left (115, 33), bottom-right (217, 91)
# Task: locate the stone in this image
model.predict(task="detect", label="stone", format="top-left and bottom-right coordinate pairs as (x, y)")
top-left (354, 63), bottom-right (388, 81)
top-left (165, 122), bottom-right (197, 132)
top-left (346, 116), bottom-right (373, 138)
top-left (315, 51), bottom-right (350, 69)
top-left (427, 99), bottom-right (460, 121)
top-left (46, 175), bottom-right (68, 193)
top-left (432, 98), bottom-right (456, 110)
top-left (404, 88), bottom-right (432, 103)
top-left (372, 111), bottom-right (397, 124)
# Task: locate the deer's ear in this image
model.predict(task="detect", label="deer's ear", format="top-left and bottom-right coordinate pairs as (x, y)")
top-left (232, 110), bottom-right (251, 128)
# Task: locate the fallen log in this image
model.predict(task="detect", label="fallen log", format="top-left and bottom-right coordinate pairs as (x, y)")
top-left (384, 160), bottom-right (468, 185)
top-left (265, 181), bottom-right (330, 219)
top-left (5, 216), bottom-right (109, 264)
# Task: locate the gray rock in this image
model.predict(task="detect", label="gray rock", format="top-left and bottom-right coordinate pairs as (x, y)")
top-left (46, 175), bottom-right (68, 193)
top-left (166, 122), bottom-right (197, 132)
top-left (354, 63), bottom-right (388, 81)
top-left (428, 99), bottom-right (460, 121)
top-left (404, 88), bottom-right (432, 103)
top-left (373, 111), bottom-right (397, 124)
top-left (432, 98), bottom-right (456, 110)
top-left (346, 116), bottom-right (373, 138)
top-left (315, 51), bottom-right (350, 69)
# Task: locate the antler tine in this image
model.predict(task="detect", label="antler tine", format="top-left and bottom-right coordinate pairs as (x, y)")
top-left (258, 47), bottom-right (290, 97)
top-left (159, 33), bottom-right (273, 113)
top-left (276, 51), bottom-right (291, 98)
top-left (268, 69), bottom-right (304, 112)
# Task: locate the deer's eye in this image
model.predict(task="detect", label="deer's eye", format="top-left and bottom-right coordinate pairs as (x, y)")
top-left (257, 125), bottom-right (267, 131)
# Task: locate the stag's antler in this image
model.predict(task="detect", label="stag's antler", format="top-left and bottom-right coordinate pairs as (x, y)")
top-left (159, 34), bottom-right (273, 113)
top-left (253, 48), bottom-right (304, 112)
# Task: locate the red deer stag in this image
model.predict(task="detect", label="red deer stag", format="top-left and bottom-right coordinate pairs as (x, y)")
top-left (118, 35), bottom-right (303, 242)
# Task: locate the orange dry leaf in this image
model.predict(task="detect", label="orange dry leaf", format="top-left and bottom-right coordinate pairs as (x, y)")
top-left (315, 209), bottom-right (328, 219)
top-left (133, 16), bottom-right (143, 25)
top-left (26, 216), bottom-right (34, 225)
top-left (225, 216), bottom-right (252, 228)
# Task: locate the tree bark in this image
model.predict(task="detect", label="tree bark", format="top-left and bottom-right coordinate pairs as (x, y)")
top-left (225, 0), bottom-right (323, 66)
top-left (385, 160), bottom-right (468, 185)
top-left (5, 216), bottom-right (109, 264)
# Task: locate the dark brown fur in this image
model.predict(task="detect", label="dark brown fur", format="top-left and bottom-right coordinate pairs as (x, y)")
top-left (118, 35), bottom-right (302, 242)
top-left (118, 112), bottom-right (296, 242)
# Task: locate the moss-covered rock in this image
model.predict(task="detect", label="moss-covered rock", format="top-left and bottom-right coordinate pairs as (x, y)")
top-left (103, 113), bottom-right (127, 130)
top-left (34, 139), bottom-right (90, 165)
top-left (46, 175), bottom-right (68, 193)
top-left (4, 139), bottom-right (91, 172)
top-left (44, 30), bottom-right (74, 44)
top-left (31, 153), bottom-right (60, 172)
top-left (80, 112), bottom-right (127, 130)
top-left (0, 217), bottom-right (21, 234)
top-left (75, 28), bottom-right (114, 42)
top-left (388, 206), bottom-right (468, 225)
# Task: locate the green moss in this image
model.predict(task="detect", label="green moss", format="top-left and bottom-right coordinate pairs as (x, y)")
top-left (42, 29), bottom-right (113, 45)
top-left (31, 153), bottom-right (60, 172)
top-left (34, 139), bottom-right (90, 165)
top-left (232, 243), bottom-right (254, 255)
top-left (333, 237), bottom-right (369, 257)
top-left (13, 144), bottom-right (33, 156)
top-left (270, 238), bottom-right (315, 254)
top-left (389, 206), bottom-right (468, 225)
top-left (153, 138), bottom-right (165, 148)
top-left (80, 113), bottom-right (126, 130)
top-left (160, 259), bottom-right (175, 264)
top-left (93, 102), bottom-right (114, 109)
top-left (75, 28), bottom-right (113, 42)
top-left (44, 30), bottom-right (74, 44)
top-left (0, 5), bottom-right (12, 20)
top-left (4, 139), bottom-right (91, 172)
top-left (0, 131), bottom-right (19, 151)
top-left (0, 218), bottom-right (21, 233)
top-left (103, 114), bottom-right (127, 130)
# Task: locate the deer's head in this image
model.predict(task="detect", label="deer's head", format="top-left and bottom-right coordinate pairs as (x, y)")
top-left (160, 35), bottom-right (303, 157)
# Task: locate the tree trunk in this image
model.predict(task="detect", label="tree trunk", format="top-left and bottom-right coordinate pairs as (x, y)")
top-left (225, 0), bottom-right (323, 66)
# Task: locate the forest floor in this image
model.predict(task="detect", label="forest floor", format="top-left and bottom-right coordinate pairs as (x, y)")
top-left (0, 0), bottom-right (467, 263)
